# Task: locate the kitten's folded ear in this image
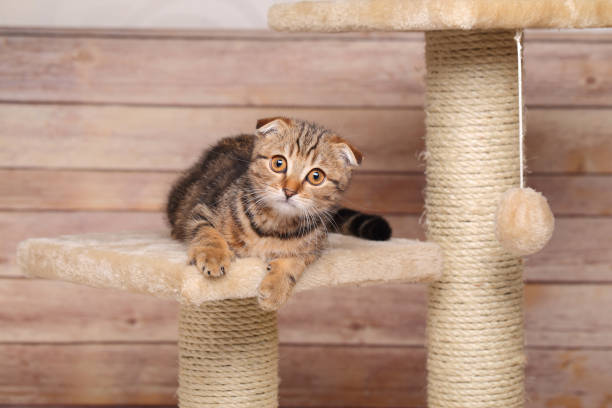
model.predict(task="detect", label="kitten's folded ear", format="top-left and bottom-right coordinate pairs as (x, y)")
top-left (330, 135), bottom-right (363, 167)
top-left (255, 117), bottom-right (292, 135)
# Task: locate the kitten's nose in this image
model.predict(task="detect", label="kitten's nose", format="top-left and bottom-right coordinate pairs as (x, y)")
top-left (283, 188), bottom-right (297, 199)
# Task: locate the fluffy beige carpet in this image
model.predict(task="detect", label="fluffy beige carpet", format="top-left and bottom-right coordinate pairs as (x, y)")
top-left (18, 232), bottom-right (443, 305)
top-left (269, 0), bottom-right (612, 32)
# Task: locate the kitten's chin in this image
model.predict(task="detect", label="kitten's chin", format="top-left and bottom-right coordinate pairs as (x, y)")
top-left (270, 200), bottom-right (302, 217)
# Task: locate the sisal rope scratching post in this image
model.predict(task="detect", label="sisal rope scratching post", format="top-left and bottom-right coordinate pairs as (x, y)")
top-left (424, 30), bottom-right (524, 408)
top-left (179, 298), bottom-right (278, 408)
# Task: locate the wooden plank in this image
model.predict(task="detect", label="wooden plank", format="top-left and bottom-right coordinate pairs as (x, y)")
top-left (0, 105), bottom-right (426, 173)
top-left (525, 30), bottom-right (612, 43)
top-left (2, 212), bottom-right (611, 282)
top-left (519, 217), bottom-right (612, 283)
top-left (2, 105), bottom-right (611, 174)
top-left (527, 108), bottom-right (612, 173)
top-left (528, 175), bottom-right (612, 216)
top-left (526, 41), bottom-right (612, 107)
top-left (0, 344), bottom-right (178, 405)
top-left (2, 169), bottom-right (611, 216)
top-left (0, 36), bottom-right (425, 107)
top-left (0, 279), bottom-right (178, 343)
top-left (0, 27), bottom-right (424, 41)
top-left (0, 169), bottom-right (175, 211)
top-left (523, 284), bottom-right (612, 348)
top-left (1, 34), bottom-right (611, 107)
top-left (1, 343), bottom-right (610, 407)
top-left (2, 278), bottom-right (612, 348)
top-left (280, 345), bottom-right (426, 408)
top-left (0, 27), bottom-right (608, 43)
top-left (0, 211), bottom-right (166, 277)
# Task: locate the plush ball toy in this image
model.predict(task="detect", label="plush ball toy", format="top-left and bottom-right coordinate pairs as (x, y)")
top-left (495, 187), bottom-right (555, 256)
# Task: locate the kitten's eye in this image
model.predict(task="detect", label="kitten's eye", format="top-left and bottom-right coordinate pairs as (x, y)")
top-left (270, 155), bottom-right (287, 173)
top-left (306, 168), bottom-right (326, 185)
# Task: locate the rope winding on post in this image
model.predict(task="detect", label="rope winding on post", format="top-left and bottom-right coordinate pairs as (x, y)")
top-left (179, 298), bottom-right (279, 408)
top-left (424, 30), bottom-right (525, 408)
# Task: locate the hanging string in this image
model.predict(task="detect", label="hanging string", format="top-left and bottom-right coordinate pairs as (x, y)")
top-left (514, 30), bottom-right (525, 188)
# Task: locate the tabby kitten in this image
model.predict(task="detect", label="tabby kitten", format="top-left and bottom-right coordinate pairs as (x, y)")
top-left (167, 117), bottom-right (390, 310)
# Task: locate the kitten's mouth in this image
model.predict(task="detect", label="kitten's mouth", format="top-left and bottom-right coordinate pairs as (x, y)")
top-left (271, 196), bottom-right (302, 216)
top-left (278, 198), bottom-right (297, 208)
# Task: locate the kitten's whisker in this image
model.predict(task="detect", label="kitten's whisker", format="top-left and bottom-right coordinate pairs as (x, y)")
top-left (323, 211), bottom-right (340, 232)
top-left (316, 212), bottom-right (330, 236)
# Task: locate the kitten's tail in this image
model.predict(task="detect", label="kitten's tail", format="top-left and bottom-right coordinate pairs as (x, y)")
top-left (330, 208), bottom-right (392, 241)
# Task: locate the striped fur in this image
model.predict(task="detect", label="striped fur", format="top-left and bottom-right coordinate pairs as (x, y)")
top-left (166, 117), bottom-right (390, 310)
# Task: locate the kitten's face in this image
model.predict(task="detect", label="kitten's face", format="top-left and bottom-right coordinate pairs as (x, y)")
top-left (248, 117), bottom-right (362, 218)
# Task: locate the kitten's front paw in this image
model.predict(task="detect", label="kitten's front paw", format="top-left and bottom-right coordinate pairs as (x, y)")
top-left (188, 245), bottom-right (232, 278)
top-left (257, 261), bottom-right (296, 311)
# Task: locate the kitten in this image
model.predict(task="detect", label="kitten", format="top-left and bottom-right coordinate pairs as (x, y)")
top-left (167, 117), bottom-right (391, 310)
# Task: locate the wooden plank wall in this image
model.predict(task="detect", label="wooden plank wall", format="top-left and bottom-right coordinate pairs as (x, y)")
top-left (1, 28), bottom-right (611, 407)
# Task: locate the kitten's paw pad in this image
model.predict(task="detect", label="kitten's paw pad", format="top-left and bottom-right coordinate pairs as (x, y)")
top-left (257, 263), bottom-right (296, 311)
top-left (188, 246), bottom-right (231, 279)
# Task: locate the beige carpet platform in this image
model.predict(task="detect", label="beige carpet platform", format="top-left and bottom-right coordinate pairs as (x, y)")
top-left (269, 0), bottom-right (612, 32)
top-left (18, 232), bottom-right (443, 305)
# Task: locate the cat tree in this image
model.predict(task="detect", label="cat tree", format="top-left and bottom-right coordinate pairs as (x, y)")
top-left (267, 1), bottom-right (612, 407)
top-left (16, 1), bottom-right (612, 407)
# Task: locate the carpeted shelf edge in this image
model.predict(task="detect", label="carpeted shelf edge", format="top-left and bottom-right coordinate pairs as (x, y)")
top-left (268, 0), bottom-right (612, 32)
top-left (17, 232), bottom-right (443, 305)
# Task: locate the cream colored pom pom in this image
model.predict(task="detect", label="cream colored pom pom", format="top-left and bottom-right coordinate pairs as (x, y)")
top-left (495, 187), bottom-right (555, 256)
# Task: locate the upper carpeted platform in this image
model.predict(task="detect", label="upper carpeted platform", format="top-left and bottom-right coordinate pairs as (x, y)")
top-left (268, 0), bottom-right (612, 32)
top-left (18, 232), bottom-right (443, 305)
